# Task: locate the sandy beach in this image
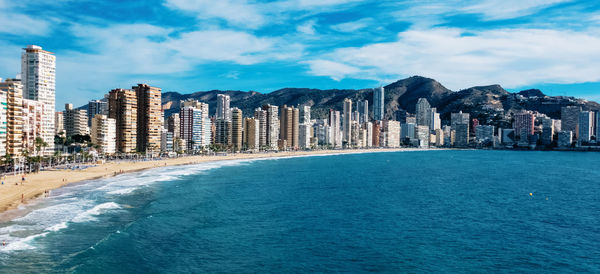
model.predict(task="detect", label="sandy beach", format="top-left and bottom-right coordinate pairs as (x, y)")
top-left (0, 148), bottom-right (430, 214)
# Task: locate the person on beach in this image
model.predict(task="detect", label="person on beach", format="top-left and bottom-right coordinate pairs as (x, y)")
top-left (2, 240), bottom-right (5, 246)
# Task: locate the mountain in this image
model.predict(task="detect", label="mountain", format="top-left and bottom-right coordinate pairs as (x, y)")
top-left (155, 76), bottom-right (600, 128)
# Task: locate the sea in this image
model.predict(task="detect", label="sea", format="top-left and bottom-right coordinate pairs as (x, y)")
top-left (0, 150), bottom-right (598, 273)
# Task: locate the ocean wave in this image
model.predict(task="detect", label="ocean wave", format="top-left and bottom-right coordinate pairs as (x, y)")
top-left (0, 232), bottom-right (48, 252)
top-left (72, 202), bottom-right (121, 223)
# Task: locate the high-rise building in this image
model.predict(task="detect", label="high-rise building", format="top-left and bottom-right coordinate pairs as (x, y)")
top-left (416, 98), bottom-right (431, 127)
top-left (365, 122), bottom-right (373, 147)
top-left (279, 105), bottom-right (299, 149)
top-left (373, 87), bottom-right (384, 121)
top-left (372, 122), bottom-right (381, 147)
top-left (243, 117), bottom-right (259, 150)
top-left (215, 119), bottom-right (232, 146)
top-left (22, 99), bottom-right (45, 153)
top-left (133, 84), bottom-right (162, 153)
top-left (180, 99), bottom-right (211, 151)
top-left (88, 99), bottom-right (108, 126)
top-left (561, 106), bottom-right (581, 139)
top-left (262, 104), bottom-right (279, 150)
top-left (430, 108), bottom-right (441, 131)
top-left (541, 117), bottom-right (555, 145)
top-left (328, 109), bottom-right (341, 147)
top-left (216, 94), bottom-right (231, 121)
top-left (343, 98), bottom-right (352, 145)
top-left (54, 111), bottom-right (64, 136)
top-left (0, 79), bottom-right (23, 156)
top-left (578, 111), bottom-right (593, 143)
top-left (357, 100), bottom-right (368, 123)
top-left (513, 111), bottom-right (535, 138)
top-left (435, 129), bottom-right (444, 146)
top-left (91, 114), bottom-right (116, 154)
top-left (401, 123), bottom-right (416, 141)
top-left (63, 103), bottom-right (88, 137)
top-left (0, 91), bottom-right (6, 156)
top-left (254, 108), bottom-right (267, 148)
top-left (231, 108), bottom-right (243, 151)
top-left (382, 120), bottom-right (400, 147)
top-left (298, 123), bottom-right (311, 149)
top-left (300, 105), bottom-right (311, 125)
top-left (416, 125), bottom-right (430, 147)
top-left (167, 113), bottom-right (180, 138)
top-left (451, 111), bottom-right (470, 147)
top-left (108, 88), bottom-right (137, 153)
top-left (21, 45), bottom-right (55, 154)
top-left (161, 129), bottom-right (173, 153)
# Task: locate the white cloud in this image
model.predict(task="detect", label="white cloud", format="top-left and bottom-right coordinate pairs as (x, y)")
top-left (305, 27), bottom-right (600, 90)
top-left (297, 20), bottom-right (317, 35)
top-left (303, 60), bottom-right (361, 81)
top-left (330, 18), bottom-right (372, 32)
top-left (164, 0), bottom-right (265, 29)
top-left (462, 0), bottom-right (572, 20)
top-left (163, 0), bottom-right (364, 29)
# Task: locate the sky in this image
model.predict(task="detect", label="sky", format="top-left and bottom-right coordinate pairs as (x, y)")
top-left (0, 0), bottom-right (599, 108)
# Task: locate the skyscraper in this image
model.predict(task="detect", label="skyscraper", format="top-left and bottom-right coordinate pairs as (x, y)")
top-left (513, 111), bottom-right (535, 138)
top-left (416, 98), bottom-right (431, 127)
top-left (133, 84), bottom-right (162, 153)
top-left (0, 90), bottom-right (6, 156)
top-left (0, 79), bottom-right (23, 156)
top-left (262, 104), bottom-right (279, 150)
top-left (373, 87), bottom-right (384, 121)
top-left (451, 111), bottom-right (470, 147)
top-left (108, 88), bottom-right (137, 153)
top-left (578, 111), bottom-right (593, 143)
top-left (231, 108), bottom-right (243, 151)
top-left (279, 105), bottom-right (299, 149)
top-left (243, 117), bottom-right (259, 150)
top-left (561, 106), bottom-right (581, 139)
top-left (254, 108), bottom-right (267, 148)
top-left (328, 109), bottom-right (341, 147)
top-left (430, 108), bottom-right (441, 131)
top-left (180, 99), bottom-right (211, 149)
top-left (21, 45), bottom-right (55, 154)
top-left (357, 100), bottom-right (368, 124)
top-left (300, 105), bottom-right (311, 125)
top-left (216, 94), bottom-right (231, 121)
top-left (343, 98), bottom-right (352, 145)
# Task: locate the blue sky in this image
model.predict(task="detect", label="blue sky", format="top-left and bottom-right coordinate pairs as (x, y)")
top-left (0, 0), bottom-right (599, 108)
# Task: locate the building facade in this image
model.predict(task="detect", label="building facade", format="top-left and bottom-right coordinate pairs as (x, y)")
top-left (134, 84), bottom-right (162, 154)
top-left (21, 45), bottom-right (55, 154)
top-left (91, 114), bottom-right (116, 154)
top-left (108, 88), bottom-right (137, 153)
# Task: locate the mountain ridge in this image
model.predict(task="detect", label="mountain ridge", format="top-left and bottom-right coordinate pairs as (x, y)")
top-left (159, 76), bottom-right (600, 129)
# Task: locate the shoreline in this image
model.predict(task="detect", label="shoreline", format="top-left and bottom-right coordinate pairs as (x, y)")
top-left (0, 148), bottom-right (436, 216)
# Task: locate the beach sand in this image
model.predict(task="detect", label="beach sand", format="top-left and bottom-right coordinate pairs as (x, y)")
top-left (0, 148), bottom-right (430, 214)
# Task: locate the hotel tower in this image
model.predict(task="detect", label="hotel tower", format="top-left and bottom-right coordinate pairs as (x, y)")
top-left (21, 45), bottom-right (55, 154)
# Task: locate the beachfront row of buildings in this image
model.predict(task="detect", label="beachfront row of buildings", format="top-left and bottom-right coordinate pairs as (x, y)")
top-left (0, 45), bottom-right (598, 159)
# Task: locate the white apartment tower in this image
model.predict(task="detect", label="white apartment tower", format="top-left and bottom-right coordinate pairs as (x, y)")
top-left (21, 45), bottom-right (55, 154)
top-left (216, 94), bottom-right (231, 121)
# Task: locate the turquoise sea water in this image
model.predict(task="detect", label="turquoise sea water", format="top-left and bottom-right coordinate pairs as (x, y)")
top-left (0, 150), bottom-right (599, 273)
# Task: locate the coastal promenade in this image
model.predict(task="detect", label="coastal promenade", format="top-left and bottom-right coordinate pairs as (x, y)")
top-left (0, 148), bottom-right (429, 214)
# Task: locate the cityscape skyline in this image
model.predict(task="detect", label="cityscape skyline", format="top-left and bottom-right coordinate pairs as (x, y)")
top-left (0, 0), bottom-right (599, 108)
